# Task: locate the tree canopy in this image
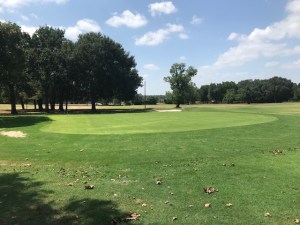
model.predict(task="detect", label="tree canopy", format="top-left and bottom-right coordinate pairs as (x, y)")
top-left (0, 22), bottom-right (26, 114)
top-left (197, 77), bottom-right (295, 104)
top-left (0, 22), bottom-right (142, 114)
top-left (164, 63), bottom-right (197, 108)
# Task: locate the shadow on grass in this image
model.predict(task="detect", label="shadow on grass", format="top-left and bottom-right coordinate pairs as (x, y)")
top-left (0, 116), bottom-right (52, 129)
top-left (0, 173), bottom-right (141, 225)
top-left (54, 108), bottom-right (154, 115)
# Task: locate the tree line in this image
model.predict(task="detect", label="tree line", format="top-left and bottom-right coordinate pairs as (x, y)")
top-left (198, 77), bottom-right (300, 104)
top-left (164, 63), bottom-right (300, 106)
top-left (0, 22), bottom-right (142, 114)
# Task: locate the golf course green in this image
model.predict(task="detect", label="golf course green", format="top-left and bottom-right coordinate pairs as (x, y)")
top-left (41, 111), bottom-right (277, 135)
top-left (0, 103), bottom-right (299, 225)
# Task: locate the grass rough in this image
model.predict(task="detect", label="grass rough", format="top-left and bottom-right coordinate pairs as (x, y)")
top-left (0, 103), bottom-right (300, 225)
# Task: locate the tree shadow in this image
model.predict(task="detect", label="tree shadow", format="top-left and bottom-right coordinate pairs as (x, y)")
top-left (58, 108), bottom-right (154, 115)
top-left (0, 116), bottom-right (52, 129)
top-left (0, 173), bottom-right (142, 225)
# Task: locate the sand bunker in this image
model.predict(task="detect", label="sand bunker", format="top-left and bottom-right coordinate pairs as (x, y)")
top-left (0, 131), bottom-right (27, 138)
top-left (156, 109), bottom-right (182, 112)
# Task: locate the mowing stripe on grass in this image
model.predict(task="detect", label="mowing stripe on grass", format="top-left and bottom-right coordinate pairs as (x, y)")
top-left (40, 111), bottom-right (277, 135)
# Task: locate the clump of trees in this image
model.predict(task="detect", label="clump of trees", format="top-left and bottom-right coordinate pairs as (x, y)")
top-left (164, 63), bottom-right (197, 108)
top-left (198, 77), bottom-right (296, 104)
top-left (0, 22), bottom-right (142, 114)
top-left (164, 63), bottom-right (300, 105)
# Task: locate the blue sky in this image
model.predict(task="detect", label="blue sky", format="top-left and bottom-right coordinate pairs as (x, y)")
top-left (1, 0), bottom-right (300, 94)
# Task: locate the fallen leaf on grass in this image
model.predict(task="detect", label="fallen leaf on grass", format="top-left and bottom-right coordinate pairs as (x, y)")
top-left (172, 216), bottom-right (177, 221)
top-left (156, 179), bottom-right (162, 185)
top-left (226, 203), bottom-right (233, 207)
top-left (204, 203), bottom-right (211, 208)
top-left (112, 212), bottom-right (140, 225)
top-left (295, 219), bottom-right (300, 224)
top-left (84, 184), bottom-right (95, 190)
top-left (66, 183), bottom-right (73, 187)
top-left (272, 149), bottom-right (284, 155)
top-left (22, 163), bottom-right (32, 167)
top-left (204, 187), bottom-right (218, 194)
top-left (127, 212), bottom-right (140, 221)
top-left (264, 212), bottom-right (271, 217)
top-left (142, 203), bottom-right (147, 207)
top-left (164, 201), bottom-right (169, 204)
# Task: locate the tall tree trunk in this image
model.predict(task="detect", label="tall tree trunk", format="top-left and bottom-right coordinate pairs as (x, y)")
top-left (8, 84), bottom-right (18, 114)
top-left (91, 100), bottom-right (96, 111)
top-left (59, 100), bottom-right (64, 111)
top-left (175, 99), bottom-right (180, 108)
top-left (33, 99), bottom-right (37, 110)
top-left (37, 99), bottom-right (44, 111)
top-left (50, 99), bottom-right (55, 111)
top-left (65, 98), bottom-right (68, 112)
top-left (90, 89), bottom-right (96, 111)
top-left (44, 92), bottom-right (50, 112)
top-left (20, 97), bottom-right (25, 110)
top-left (59, 92), bottom-right (64, 111)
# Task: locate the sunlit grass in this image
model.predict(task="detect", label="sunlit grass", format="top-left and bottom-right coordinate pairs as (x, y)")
top-left (41, 112), bottom-right (276, 135)
top-left (0, 103), bottom-right (300, 225)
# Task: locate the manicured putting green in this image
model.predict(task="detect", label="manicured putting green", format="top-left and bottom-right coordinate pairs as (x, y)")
top-left (41, 111), bottom-right (277, 135)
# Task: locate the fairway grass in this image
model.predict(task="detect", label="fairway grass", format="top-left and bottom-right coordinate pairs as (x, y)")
top-left (0, 103), bottom-right (300, 225)
top-left (41, 111), bottom-right (277, 135)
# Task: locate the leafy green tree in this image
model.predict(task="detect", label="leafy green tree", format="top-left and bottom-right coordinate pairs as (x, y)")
top-left (73, 33), bottom-right (142, 111)
top-left (265, 77), bottom-right (294, 103)
top-left (164, 63), bottom-right (197, 108)
top-left (100, 36), bottom-right (142, 102)
top-left (0, 22), bottom-right (26, 114)
top-left (55, 39), bottom-right (75, 111)
top-left (146, 96), bottom-right (158, 105)
top-left (132, 94), bottom-right (144, 105)
top-left (223, 89), bottom-right (237, 103)
top-left (292, 83), bottom-right (300, 101)
top-left (208, 83), bottom-right (221, 103)
top-left (186, 83), bottom-right (199, 104)
top-left (73, 32), bottom-right (112, 110)
top-left (237, 80), bottom-right (254, 104)
top-left (164, 91), bottom-right (174, 104)
top-left (30, 26), bottom-right (65, 111)
top-left (198, 85), bottom-right (209, 103)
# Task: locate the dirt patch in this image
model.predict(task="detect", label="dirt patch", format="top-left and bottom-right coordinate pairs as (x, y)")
top-left (156, 109), bottom-right (182, 112)
top-left (0, 131), bottom-right (27, 138)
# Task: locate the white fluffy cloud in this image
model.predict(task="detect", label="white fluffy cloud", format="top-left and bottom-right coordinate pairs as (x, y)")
top-left (65, 19), bottom-right (101, 41)
top-left (106, 10), bottom-right (148, 28)
top-left (4, 18), bottom-right (100, 40)
top-left (0, 0), bottom-right (68, 11)
top-left (21, 24), bottom-right (39, 36)
top-left (135, 23), bottom-right (184, 46)
top-left (213, 0), bottom-right (300, 68)
top-left (179, 33), bottom-right (189, 40)
top-left (144, 64), bottom-right (160, 71)
top-left (191, 15), bottom-right (203, 25)
top-left (148, 1), bottom-right (177, 16)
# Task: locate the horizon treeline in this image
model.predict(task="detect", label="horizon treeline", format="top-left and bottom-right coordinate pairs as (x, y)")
top-left (0, 22), bottom-right (143, 114)
top-left (164, 76), bottom-right (300, 104)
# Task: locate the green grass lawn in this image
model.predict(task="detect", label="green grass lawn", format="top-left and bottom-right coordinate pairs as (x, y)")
top-left (0, 103), bottom-right (300, 225)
